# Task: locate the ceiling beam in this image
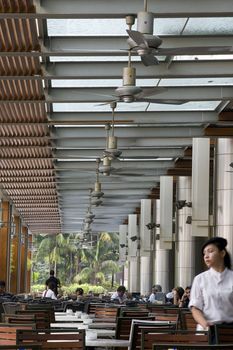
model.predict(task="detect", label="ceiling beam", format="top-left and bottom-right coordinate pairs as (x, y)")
top-left (2, 61), bottom-right (233, 80)
top-left (1, 0), bottom-right (232, 18)
top-left (2, 35), bottom-right (233, 56)
top-left (50, 111), bottom-right (219, 124)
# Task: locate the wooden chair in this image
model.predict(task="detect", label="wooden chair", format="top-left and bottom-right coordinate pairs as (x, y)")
top-left (128, 319), bottom-right (177, 350)
top-left (94, 305), bottom-right (120, 320)
top-left (115, 316), bottom-right (155, 350)
top-left (180, 309), bottom-right (197, 331)
top-left (2, 302), bottom-right (22, 314)
top-left (3, 313), bottom-right (37, 326)
top-left (154, 313), bottom-right (180, 329)
top-left (17, 309), bottom-right (54, 324)
top-left (153, 345), bottom-right (233, 350)
top-left (214, 323), bottom-right (233, 343)
top-left (16, 328), bottom-right (85, 349)
top-left (0, 346), bottom-right (42, 350)
top-left (85, 302), bottom-right (103, 314)
top-left (141, 329), bottom-right (208, 350)
top-left (116, 316), bottom-right (155, 340)
top-left (120, 309), bottom-right (150, 318)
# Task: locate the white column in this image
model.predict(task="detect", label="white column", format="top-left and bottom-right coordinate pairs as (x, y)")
top-left (154, 199), bottom-right (170, 293)
top-left (192, 138), bottom-right (210, 237)
top-left (176, 176), bottom-right (195, 287)
top-left (140, 199), bottom-right (152, 296)
top-left (119, 225), bottom-right (128, 287)
top-left (128, 214), bottom-right (140, 292)
top-left (215, 138), bottom-right (233, 255)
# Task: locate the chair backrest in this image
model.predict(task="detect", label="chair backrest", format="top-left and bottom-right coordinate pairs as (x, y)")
top-left (153, 345), bottom-right (233, 350)
top-left (41, 342), bottom-right (85, 349)
top-left (94, 305), bottom-right (120, 320)
top-left (16, 328), bottom-right (85, 349)
top-left (180, 310), bottom-right (197, 331)
top-left (3, 313), bottom-right (36, 325)
top-left (128, 319), bottom-right (177, 350)
top-left (141, 329), bottom-right (208, 350)
top-left (85, 302), bottom-right (103, 314)
top-left (115, 316), bottom-right (155, 340)
top-left (214, 323), bottom-right (233, 343)
top-left (0, 346), bottom-right (42, 350)
top-left (121, 309), bottom-right (150, 318)
top-left (2, 302), bottom-right (22, 314)
top-left (17, 309), bottom-right (55, 323)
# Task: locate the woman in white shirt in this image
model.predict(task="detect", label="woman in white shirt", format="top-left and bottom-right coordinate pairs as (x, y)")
top-left (189, 236), bottom-right (233, 333)
top-left (42, 281), bottom-right (57, 300)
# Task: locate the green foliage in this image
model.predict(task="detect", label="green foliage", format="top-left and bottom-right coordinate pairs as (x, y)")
top-left (31, 283), bottom-right (106, 295)
top-left (31, 231), bottom-right (120, 291)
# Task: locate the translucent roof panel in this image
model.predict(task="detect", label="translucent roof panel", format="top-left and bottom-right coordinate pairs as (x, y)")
top-left (47, 18), bottom-right (188, 36)
top-left (47, 19), bottom-right (128, 36)
top-left (50, 56), bottom-right (142, 62)
top-left (51, 79), bottom-right (160, 88)
top-left (160, 78), bottom-right (233, 87)
top-left (53, 101), bottom-right (221, 113)
top-left (183, 18), bottom-right (233, 35)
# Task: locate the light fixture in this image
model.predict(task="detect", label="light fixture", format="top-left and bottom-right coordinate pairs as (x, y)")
top-left (176, 200), bottom-right (192, 210)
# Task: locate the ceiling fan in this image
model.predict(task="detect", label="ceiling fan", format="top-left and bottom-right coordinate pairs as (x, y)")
top-left (101, 50), bottom-right (186, 105)
top-left (126, 0), bottom-right (233, 66)
top-left (103, 102), bottom-right (122, 159)
top-left (99, 156), bottom-right (146, 177)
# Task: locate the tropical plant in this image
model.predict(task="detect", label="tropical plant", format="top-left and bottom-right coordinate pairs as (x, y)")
top-left (73, 232), bottom-right (120, 285)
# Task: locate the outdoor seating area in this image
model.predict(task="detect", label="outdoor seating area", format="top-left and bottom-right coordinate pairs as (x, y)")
top-left (1, 1), bottom-right (233, 349)
top-left (0, 300), bottom-right (232, 349)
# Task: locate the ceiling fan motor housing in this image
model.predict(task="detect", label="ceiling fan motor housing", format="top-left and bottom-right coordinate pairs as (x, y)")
top-left (123, 66), bottom-right (136, 86)
top-left (108, 136), bottom-right (118, 149)
top-left (137, 11), bottom-right (154, 34)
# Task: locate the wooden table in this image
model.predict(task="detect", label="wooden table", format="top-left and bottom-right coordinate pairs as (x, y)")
top-left (86, 338), bottom-right (129, 348)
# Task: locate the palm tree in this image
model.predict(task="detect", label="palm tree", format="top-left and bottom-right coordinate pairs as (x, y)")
top-left (74, 232), bottom-right (120, 285)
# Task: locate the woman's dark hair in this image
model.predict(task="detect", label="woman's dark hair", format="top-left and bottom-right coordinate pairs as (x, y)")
top-left (117, 285), bottom-right (126, 293)
top-left (201, 236), bottom-right (232, 269)
top-left (175, 286), bottom-right (184, 299)
top-left (75, 287), bottom-right (84, 295)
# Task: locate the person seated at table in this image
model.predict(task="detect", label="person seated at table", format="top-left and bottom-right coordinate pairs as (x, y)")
top-left (0, 280), bottom-right (17, 301)
top-left (111, 285), bottom-right (127, 304)
top-left (148, 284), bottom-right (162, 303)
top-left (42, 281), bottom-right (57, 300)
top-left (166, 286), bottom-right (184, 305)
top-left (178, 285), bottom-right (191, 308)
top-left (75, 287), bottom-right (84, 301)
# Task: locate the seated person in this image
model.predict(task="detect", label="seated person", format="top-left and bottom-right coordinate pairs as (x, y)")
top-left (178, 285), bottom-right (191, 308)
top-left (148, 284), bottom-right (164, 303)
top-left (0, 280), bottom-right (17, 301)
top-left (42, 281), bottom-right (57, 300)
top-left (166, 286), bottom-right (184, 305)
top-left (111, 285), bottom-right (127, 304)
top-left (75, 287), bottom-right (84, 301)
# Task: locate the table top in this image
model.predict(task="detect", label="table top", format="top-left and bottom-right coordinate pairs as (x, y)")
top-left (85, 338), bottom-right (130, 347)
top-left (50, 328), bottom-right (115, 337)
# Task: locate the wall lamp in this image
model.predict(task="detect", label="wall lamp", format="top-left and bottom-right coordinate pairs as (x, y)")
top-left (176, 200), bottom-right (192, 210)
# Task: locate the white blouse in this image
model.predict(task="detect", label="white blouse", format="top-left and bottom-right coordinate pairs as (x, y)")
top-left (42, 288), bottom-right (57, 300)
top-left (189, 268), bottom-right (233, 324)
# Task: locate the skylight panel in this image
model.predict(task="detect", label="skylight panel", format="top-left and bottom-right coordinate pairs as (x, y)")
top-left (51, 79), bottom-right (160, 88)
top-left (47, 19), bottom-right (127, 36)
top-left (147, 101), bottom-right (221, 112)
top-left (160, 78), bottom-right (233, 87)
top-left (183, 18), bottom-right (233, 35)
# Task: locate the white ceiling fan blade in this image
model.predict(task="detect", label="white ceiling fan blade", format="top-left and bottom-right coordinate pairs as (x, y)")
top-left (157, 46), bottom-right (233, 56)
top-left (126, 29), bottom-right (149, 49)
top-left (137, 97), bottom-right (188, 105)
top-left (136, 87), bottom-right (167, 99)
top-left (141, 54), bottom-right (159, 66)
